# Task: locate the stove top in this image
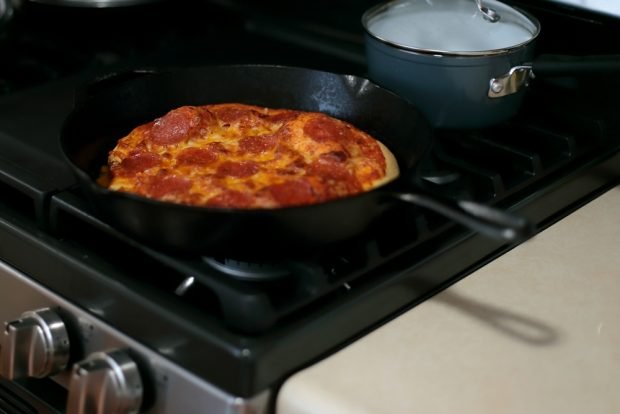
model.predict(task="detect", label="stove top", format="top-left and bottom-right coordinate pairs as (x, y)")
top-left (0, 0), bottom-right (619, 410)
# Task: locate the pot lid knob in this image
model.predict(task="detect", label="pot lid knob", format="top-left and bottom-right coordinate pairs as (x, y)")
top-left (475, 0), bottom-right (501, 22)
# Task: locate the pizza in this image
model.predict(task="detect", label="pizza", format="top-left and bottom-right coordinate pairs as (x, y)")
top-left (99, 103), bottom-right (399, 209)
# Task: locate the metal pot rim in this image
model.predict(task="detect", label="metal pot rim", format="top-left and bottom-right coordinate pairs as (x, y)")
top-left (0, 0), bottom-right (14, 29)
top-left (26, 0), bottom-right (162, 7)
top-left (362, 0), bottom-right (541, 57)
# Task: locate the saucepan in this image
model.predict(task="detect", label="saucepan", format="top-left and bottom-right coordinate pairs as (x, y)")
top-left (23, 0), bottom-right (162, 7)
top-left (0, 0), bottom-right (14, 32)
top-left (60, 65), bottom-right (531, 259)
top-left (362, 0), bottom-right (620, 129)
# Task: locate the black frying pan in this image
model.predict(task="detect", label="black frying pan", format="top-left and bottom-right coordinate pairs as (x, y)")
top-left (60, 65), bottom-right (531, 259)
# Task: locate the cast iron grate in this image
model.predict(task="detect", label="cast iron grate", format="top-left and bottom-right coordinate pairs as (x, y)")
top-left (0, 32), bottom-right (91, 96)
top-left (45, 113), bottom-right (607, 334)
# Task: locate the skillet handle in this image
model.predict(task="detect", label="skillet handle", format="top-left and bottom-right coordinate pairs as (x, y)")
top-left (532, 54), bottom-right (620, 76)
top-left (392, 192), bottom-right (533, 242)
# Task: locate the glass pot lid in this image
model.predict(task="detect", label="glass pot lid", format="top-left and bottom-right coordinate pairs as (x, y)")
top-left (0, 0), bottom-right (14, 29)
top-left (362, 0), bottom-right (541, 56)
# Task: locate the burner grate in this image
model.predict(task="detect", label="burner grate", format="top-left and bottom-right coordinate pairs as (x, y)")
top-left (0, 33), bottom-right (91, 95)
top-left (41, 113), bottom-right (615, 334)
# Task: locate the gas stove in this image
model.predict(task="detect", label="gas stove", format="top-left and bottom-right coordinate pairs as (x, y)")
top-left (1, 1), bottom-right (619, 413)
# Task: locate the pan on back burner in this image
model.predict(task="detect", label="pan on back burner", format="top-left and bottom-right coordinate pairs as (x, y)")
top-left (0, 0), bottom-right (13, 31)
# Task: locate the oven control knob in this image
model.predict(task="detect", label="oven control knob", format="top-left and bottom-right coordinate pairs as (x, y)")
top-left (1, 308), bottom-right (70, 380)
top-left (67, 350), bottom-right (143, 414)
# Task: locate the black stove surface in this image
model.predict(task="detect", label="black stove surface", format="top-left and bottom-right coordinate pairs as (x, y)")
top-left (1, 0), bottom-right (619, 400)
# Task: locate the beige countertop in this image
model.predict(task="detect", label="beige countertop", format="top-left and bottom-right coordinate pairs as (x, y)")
top-left (277, 186), bottom-right (620, 414)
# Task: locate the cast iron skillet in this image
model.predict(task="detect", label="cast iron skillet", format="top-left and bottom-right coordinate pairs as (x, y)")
top-left (60, 65), bottom-right (531, 259)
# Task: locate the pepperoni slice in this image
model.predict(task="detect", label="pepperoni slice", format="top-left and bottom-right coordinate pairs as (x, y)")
top-left (206, 190), bottom-right (255, 208)
top-left (350, 134), bottom-right (384, 161)
top-left (216, 161), bottom-right (259, 178)
top-left (308, 159), bottom-right (362, 195)
top-left (207, 142), bottom-right (228, 153)
top-left (276, 157), bottom-right (306, 176)
top-left (308, 159), bottom-right (350, 180)
top-left (320, 150), bottom-right (349, 163)
top-left (115, 151), bottom-right (160, 176)
top-left (238, 133), bottom-right (278, 154)
top-left (266, 179), bottom-right (319, 206)
top-left (303, 115), bottom-right (350, 143)
top-left (147, 175), bottom-right (192, 198)
top-left (212, 106), bottom-right (252, 123)
top-left (150, 106), bottom-right (212, 145)
top-left (176, 147), bottom-right (218, 166)
top-left (211, 106), bottom-right (265, 129)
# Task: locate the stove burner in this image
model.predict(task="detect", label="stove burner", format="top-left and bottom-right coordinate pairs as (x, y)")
top-left (202, 257), bottom-right (291, 281)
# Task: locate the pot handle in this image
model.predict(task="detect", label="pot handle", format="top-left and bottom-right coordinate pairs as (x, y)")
top-left (532, 54), bottom-right (620, 76)
top-left (391, 191), bottom-right (533, 242)
top-left (488, 54), bottom-right (620, 98)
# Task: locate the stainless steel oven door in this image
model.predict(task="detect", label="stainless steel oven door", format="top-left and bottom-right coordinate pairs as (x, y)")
top-left (0, 259), bottom-right (270, 414)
